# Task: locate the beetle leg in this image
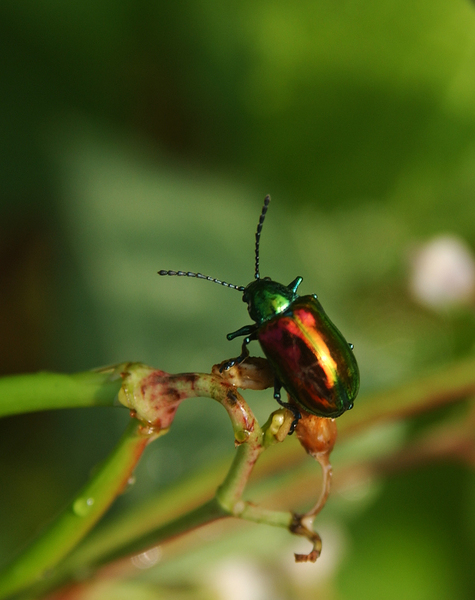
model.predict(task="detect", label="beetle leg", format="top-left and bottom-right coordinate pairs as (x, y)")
top-left (220, 333), bottom-right (257, 372)
top-left (273, 379), bottom-right (301, 434)
top-left (226, 324), bottom-right (256, 341)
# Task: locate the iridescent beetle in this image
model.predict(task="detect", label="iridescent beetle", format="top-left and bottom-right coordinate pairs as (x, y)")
top-left (159, 195), bottom-right (359, 430)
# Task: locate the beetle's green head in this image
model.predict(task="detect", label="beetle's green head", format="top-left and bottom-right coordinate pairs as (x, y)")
top-left (243, 276), bottom-right (302, 325)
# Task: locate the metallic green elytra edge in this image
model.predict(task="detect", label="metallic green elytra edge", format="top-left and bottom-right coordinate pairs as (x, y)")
top-left (158, 195), bottom-right (359, 431)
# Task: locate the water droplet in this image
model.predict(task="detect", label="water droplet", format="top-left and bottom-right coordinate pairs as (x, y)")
top-left (72, 497), bottom-right (95, 517)
top-left (121, 475), bottom-right (136, 494)
top-left (235, 429), bottom-right (250, 444)
top-left (131, 546), bottom-right (162, 569)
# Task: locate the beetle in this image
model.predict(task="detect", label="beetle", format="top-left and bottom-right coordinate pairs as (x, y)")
top-left (158, 195), bottom-right (359, 431)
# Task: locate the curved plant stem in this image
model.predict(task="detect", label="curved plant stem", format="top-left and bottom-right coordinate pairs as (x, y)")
top-left (44, 356), bottom-right (475, 584)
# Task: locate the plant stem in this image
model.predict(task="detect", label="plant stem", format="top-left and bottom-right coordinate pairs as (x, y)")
top-left (50, 356), bottom-right (475, 578)
top-left (0, 370), bottom-right (122, 417)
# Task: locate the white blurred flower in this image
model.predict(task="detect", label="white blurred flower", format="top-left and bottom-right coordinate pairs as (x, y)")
top-left (409, 235), bottom-right (475, 309)
top-left (208, 558), bottom-right (278, 600)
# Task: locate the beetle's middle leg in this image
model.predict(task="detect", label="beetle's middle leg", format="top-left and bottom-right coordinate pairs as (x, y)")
top-left (273, 378), bottom-right (301, 434)
top-left (219, 334), bottom-right (256, 372)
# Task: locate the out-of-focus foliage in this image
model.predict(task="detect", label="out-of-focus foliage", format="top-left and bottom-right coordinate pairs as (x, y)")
top-left (1, 0), bottom-right (475, 598)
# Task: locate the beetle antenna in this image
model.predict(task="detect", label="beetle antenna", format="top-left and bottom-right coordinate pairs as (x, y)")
top-left (158, 270), bottom-right (245, 292)
top-left (254, 194), bottom-right (270, 280)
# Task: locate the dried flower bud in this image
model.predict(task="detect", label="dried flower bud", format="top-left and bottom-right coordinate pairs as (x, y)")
top-left (296, 412), bottom-right (337, 458)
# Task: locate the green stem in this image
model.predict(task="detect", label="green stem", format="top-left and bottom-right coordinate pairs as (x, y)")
top-left (216, 441), bottom-right (263, 511)
top-left (0, 420), bottom-right (154, 600)
top-left (0, 370), bottom-right (122, 417)
top-left (239, 503), bottom-right (293, 528)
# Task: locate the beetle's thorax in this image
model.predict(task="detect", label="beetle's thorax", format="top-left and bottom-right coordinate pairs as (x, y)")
top-left (243, 278), bottom-right (299, 325)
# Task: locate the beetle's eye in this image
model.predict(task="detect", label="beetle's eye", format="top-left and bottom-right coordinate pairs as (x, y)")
top-left (263, 276), bottom-right (271, 281)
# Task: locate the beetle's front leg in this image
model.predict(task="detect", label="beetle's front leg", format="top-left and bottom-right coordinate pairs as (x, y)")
top-left (219, 332), bottom-right (257, 372)
top-left (273, 379), bottom-right (301, 434)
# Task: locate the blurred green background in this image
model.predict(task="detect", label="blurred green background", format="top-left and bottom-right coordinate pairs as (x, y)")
top-left (1, 0), bottom-right (475, 598)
